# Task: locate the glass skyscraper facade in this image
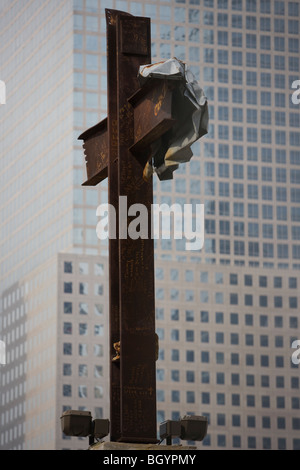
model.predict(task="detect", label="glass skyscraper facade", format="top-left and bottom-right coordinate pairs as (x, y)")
top-left (0, 0), bottom-right (300, 450)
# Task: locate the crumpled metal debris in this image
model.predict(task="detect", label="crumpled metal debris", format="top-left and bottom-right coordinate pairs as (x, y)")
top-left (138, 58), bottom-right (209, 181)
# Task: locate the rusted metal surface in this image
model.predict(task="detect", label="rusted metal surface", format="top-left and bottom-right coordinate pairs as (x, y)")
top-left (120, 15), bottom-right (150, 56)
top-left (106, 8), bottom-right (123, 443)
top-left (128, 79), bottom-right (176, 164)
top-left (80, 8), bottom-right (157, 443)
top-left (116, 11), bottom-right (157, 444)
top-left (79, 118), bottom-right (108, 186)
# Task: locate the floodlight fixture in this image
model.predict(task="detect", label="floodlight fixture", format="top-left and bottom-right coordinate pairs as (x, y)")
top-left (60, 410), bottom-right (92, 437)
top-left (160, 420), bottom-right (181, 446)
top-left (180, 415), bottom-right (208, 442)
top-left (93, 418), bottom-right (110, 439)
top-left (159, 415), bottom-right (208, 445)
top-left (60, 410), bottom-right (110, 445)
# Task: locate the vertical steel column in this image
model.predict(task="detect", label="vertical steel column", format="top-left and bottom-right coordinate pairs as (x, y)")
top-left (116, 12), bottom-right (157, 443)
top-left (106, 8), bottom-right (123, 442)
top-left (106, 9), bottom-right (157, 443)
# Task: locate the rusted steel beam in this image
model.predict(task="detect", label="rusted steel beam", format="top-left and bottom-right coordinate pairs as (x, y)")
top-left (106, 8), bottom-right (123, 443)
top-left (79, 118), bottom-right (108, 186)
top-left (128, 79), bottom-right (177, 165)
top-left (116, 12), bottom-right (157, 443)
top-left (80, 8), bottom-right (158, 443)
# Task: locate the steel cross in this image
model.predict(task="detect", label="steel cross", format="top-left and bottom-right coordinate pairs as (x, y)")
top-left (78, 9), bottom-right (176, 443)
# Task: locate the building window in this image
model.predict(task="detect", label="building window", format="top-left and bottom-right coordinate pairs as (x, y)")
top-left (233, 436), bottom-right (241, 448)
top-left (292, 397), bottom-right (300, 410)
top-left (63, 385), bottom-right (72, 397)
top-left (79, 344), bottom-right (88, 356)
top-left (232, 415), bottom-right (241, 426)
top-left (63, 364), bottom-right (72, 376)
top-left (247, 375), bottom-right (255, 386)
top-left (94, 365), bottom-right (103, 378)
top-left (201, 310), bottom-right (209, 322)
top-left (217, 435), bottom-right (226, 447)
top-left (94, 407), bottom-right (103, 419)
top-left (63, 343), bottom-right (72, 355)
top-left (187, 391), bottom-right (195, 403)
top-left (217, 414), bottom-right (226, 426)
top-left (217, 393), bottom-right (225, 405)
top-left (260, 335), bottom-right (268, 347)
top-left (79, 323), bottom-right (88, 336)
top-left (276, 356), bottom-right (284, 368)
top-left (231, 374), bottom-right (240, 386)
top-left (94, 386), bottom-right (103, 399)
top-left (247, 395), bottom-right (255, 407)
top-left (277, 396), bottom-right (285, 409)
top-left (290, 297), bottom-right (298, 309)
top-left (276, 376), bottom-right (285, 388)
top-left (78, 385), bottom-right (87, 398)
top-left (79, 282), bottom-right (88, 295)
top-left (245, 334), bottom-right (254, 346)
top-left (260, 315), bottom-right (268, 327)
top-left (94, 304), bottom-right (102, 316)
top-left (94, 324), bottom-right (104, 336)
top-left (201, 351), bottom-right (210, 363)
top-left (171, 370), bottom-right (180, 382)
top-left (93, 344), bottom-right (103, 357)
top-left (172, 350), bottom-right (180, 362)
top-left (278, 439), bottom-right (286, 450)
top-left (186, 330), bottom-right (195, 342)
top-left (79, 364), bottom-right (88, 377)
top-left (64, 282), bottom-right (72, 294)
top-left (216, 372), bottom-right (225, 385)
top-left (63, 322), bottom-right (72, 335)
top-left (157, 390), bottom-right (165, 402)
top-left (261, 355), bottom-right (269, 367)
top-left (216, 312), bottom-right (224, 324)
top-left (231, 333), bottom-right (239, 345)
top-left (245, 314), bottom-right (253, 326)
top-left (201, 371), bottom-right (210, 384)
top-left (64, 262), bottom-right (73, 273)
top-left (201, 331), bottom-right (209, 343)
top-left (64, 302), bottom-right (72, 314)
top-left (259, 295), bottom-right (268, 307)
top-left (186, 350), bottom-right (194, 362)
top-left (231, 353), bottom-right (239, 365)
top-left (186, 371), bottom-right (195, 383)
top-left (95, 284), bottom-right (103, 295)
top-left (202, 392), bottom-right (210, 404)
top-left (216, 332), bottom-right (224, 344)
top-left (246, 354), bottom-right (254, 366)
